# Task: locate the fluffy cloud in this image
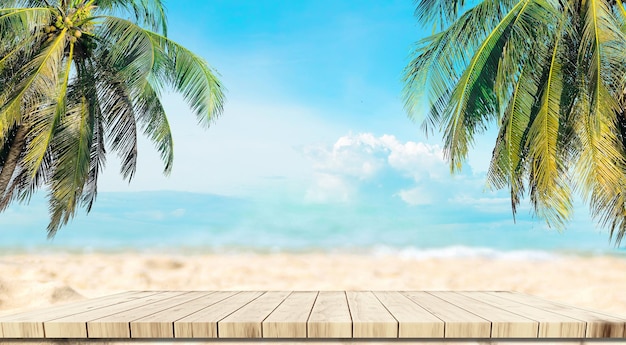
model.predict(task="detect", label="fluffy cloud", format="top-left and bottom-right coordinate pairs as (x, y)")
top-left (303, 133), bottom-right (390, 180)
top-left (396, 187), bottom-right (433, 206)
top-left (302, 133), bottom-right (501, 209)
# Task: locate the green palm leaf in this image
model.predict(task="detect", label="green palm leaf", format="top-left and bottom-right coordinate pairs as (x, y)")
top-left (146, 31), bottom-right (225, 125)
top-left (0, 0), bottom-right (225, 236)
top-left (94, 0), bottom-right (167, 34)
top-left (23, 32), bottom-right (71, 179)
top-left (0, 29), bottom-right (66, 145)
top-left (406, 0), bottom-right (626, 244)
top-left (442, 0), bottom-right (535, 171)
top-left (135, 79), bottom-right (173, 174)
top-left (526, 15), bottom-right (572, 227)
top-left (47, 93), bottom-right (93, 237)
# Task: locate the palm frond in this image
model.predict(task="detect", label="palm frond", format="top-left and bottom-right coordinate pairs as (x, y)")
top-left (0, 6), bottom-right (51, 41)
top-left (91, 55), bottom-right (138, 182)
top-left (576, 0), bottom-right (626, 244)
top-left (47, 92), bottom-right (94, 237)
top-left (413, 0), bottom-right (466, 30)
top-left (68, 60), bottom-right (106, 212)
top-left (0, 126), bottom-right (51, 211)
top-left (486, 57), bottom-right (539, 217)
top-left (96, 16), bottom-right (154, 93)
top-left (145, 30), bottom-right (225, 126)
top-left (403, 0), bottom-right (517, 132)
top-left (80, 103), bottom-right (105, 212)
top-left (0, 1), bottom-right (50, 7)
top-left (23, 33), bottom-right (71, 179)
top-left (135, 79), bottom-right (173, 174)
top-left (0, 29), bottom-right (66, 147)
top-left (573, 85), bottom-right (626, 243)
top-left (93, 0), bottom-right (167, 35)
top-left (526, 14), bottom-right (572, 228)
top-left (616, 0), bottom-right (626, 20)
top-left (0, 34), bottom-right (37, 72)
top-left (442, 0), bottom-right (540, 172)
top-left (0, 0), bottom-right (226, 237)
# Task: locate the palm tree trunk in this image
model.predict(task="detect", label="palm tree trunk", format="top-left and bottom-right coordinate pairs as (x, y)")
top-left (0, 125), bottom-right (27, 199)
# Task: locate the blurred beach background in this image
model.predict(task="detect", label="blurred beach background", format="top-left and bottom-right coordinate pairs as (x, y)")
top-left (1, 190), bottom-right (625, 317)
top-left (1, 0), bottom-right (626, 321)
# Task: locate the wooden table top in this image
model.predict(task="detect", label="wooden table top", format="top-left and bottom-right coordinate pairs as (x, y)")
top-left (0, 291), bottom-right (624, 339)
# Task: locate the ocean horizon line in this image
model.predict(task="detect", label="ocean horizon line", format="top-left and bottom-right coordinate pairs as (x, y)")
top-left (2, 191), bottom-right (622, 255)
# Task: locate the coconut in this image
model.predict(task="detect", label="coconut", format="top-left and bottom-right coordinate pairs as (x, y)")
top-left (69, 36), bottom-right (77, 43)
top-left (73, 30), bottom-right (82, 38)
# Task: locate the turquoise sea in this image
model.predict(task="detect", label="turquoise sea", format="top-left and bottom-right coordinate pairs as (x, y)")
top-left (0, 191), bottom-right (623, 258)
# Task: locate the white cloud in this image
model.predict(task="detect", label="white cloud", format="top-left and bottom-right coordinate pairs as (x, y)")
top-left (396, 187), bottom-right (433, 206)
top-left (304, 173), bottom-right (352, 203)
top-left (302, 132), bottom-right (507, 209)
top-left (382, 135), bottom-right (447, 180)
top-left (303, 132), bottom-right (388, 180)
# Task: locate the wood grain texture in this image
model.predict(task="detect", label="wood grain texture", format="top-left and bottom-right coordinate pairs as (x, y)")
top-left (430, 291), bottom-right (538, 338)
top-left (1, 290), bottom-right (625, 340)
top-left (131, 291), bottom-right (237, 338)
top-left (494, 292), bottom-right (626, 338)
top-left (402, 291), bottom-right (491, 338)
top-left (45, 292), bottom-right (184, 338)
top-left (174, 291), bottom-right (263, 338)
top-left (0, 291), bottom-right (153, 338)
top-left (462, 292), bottom-right (586, 338)
top-left (373, 291), bottom-right (444, 338)
top-left (263, 291), bottom-right (317, 338)
top-left (218, 291), bottom-right (290, 338)
top-left (307, 291), bottom-right (352, 338)
top-left (88, 291), bottom-right (210, 338)
top-left (346, 291), bottom-right (397, 338)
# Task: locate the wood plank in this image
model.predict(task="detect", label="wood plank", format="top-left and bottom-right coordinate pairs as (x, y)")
top-left (307, 291), bottom-right (352, 338)
top-left (174, 291), bottom-right (263, 338)
top-left (87, 291), bottom-right (210, 338)
top-left (0, 291), bottom-right (153, 338)
top-left (373, 291), bottom-right (444, 338)
top-left (494, 291), bottom-right (626, 338)
top-left (0, 291), bottom-right (141, 320)
top-left (263, 291), bottom-right (318, 338)
top-left (346, 291), bottom-right (397, 338)
top-left (218, 291), bottom-right (290, 338)
top-left (461, 292), bottom-right (586, 338)
top-left (1, 290), bottom-right (624, 340)
top-left (131, 291), bottom-right (237, 338)
top-left (430, 291), bottom-right (538, 338)
top-left (0, 291), bottom-right (144, 322)
top-left (402, 291), bottom-right (491, 338)
top-left (43, 291), bottom-right (183, 338)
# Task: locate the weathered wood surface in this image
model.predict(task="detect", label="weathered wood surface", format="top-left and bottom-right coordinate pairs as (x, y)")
top-left (0, 291), bottom-right (624, 339)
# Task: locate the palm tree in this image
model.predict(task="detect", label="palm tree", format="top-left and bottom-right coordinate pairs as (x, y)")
top-left (0, 0), bottom-right (224, 237)
top-left (403, 0), bottom-right (626, 244)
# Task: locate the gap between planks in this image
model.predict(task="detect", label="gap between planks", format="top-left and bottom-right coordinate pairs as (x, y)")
top-left (1, 291), bottom-right (626, 340)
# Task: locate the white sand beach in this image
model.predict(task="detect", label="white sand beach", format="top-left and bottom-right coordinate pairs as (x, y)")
top-left (1, 252), bottom-right (625, 317)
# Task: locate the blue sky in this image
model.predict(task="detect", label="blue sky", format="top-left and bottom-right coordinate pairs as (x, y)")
top-left (101, 0), bottom-right (496, 195)
top-left (98, 0), bottom-right (598, 240)
top-left (1, 0), bottom-right (617, 250)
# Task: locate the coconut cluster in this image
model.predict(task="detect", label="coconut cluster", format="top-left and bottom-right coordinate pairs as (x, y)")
top-left (43, 4), bottom-right (94, 45)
